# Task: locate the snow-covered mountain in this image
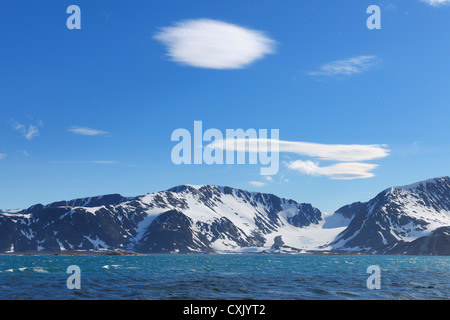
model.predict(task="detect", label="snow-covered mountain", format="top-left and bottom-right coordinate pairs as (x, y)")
top-left (0, 185), bottom-right (328, 254)
top-left (1, 177), bottom-right (449, 255)
top-left (330, 176), bottom-right (450, 254)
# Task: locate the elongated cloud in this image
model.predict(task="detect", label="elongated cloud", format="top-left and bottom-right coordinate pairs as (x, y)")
top-left (285, 160), bottom-right (378, 180)
top-left (52, 160), bottom-right (118, 165)
top-left (207, 138), bottom-right (389, 180)
top-left (208, 139), bottom-right (389, 162)
top-left (0, 154), bottom-right (6, 160)
top-left (308, 55), bottom-right (380, 77)
top-left (154, 19), bottom-right (275, 69)
top-left (249, 181), bottom-right (267, 188)
top-left (68, 127), bottom-right (108, 136)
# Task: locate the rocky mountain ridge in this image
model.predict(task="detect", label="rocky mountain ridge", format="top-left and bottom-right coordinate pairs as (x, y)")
top-left (1, 177), bottom-right (449, 255)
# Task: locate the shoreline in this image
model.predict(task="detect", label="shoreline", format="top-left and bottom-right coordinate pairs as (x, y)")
top-left (0, 250), bottom-right (448, 257)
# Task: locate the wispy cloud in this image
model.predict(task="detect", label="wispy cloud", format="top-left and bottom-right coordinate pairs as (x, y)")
top-left (52, 160), bottom-right (118, 165)
top-left (308, 55), bottom-right (381, 77)
top-left (249, 181), bottom-right (267, 188)
top-left (87, 160), bottom-right (117, 165)
top-left (68, 127), bottom-right (108, 136)
top-left (0, 154), bottom-right (6, 160)
top-left (420, 0), bottom-right (450, 6)
top-left (285, 160), bottom-right (378, 180)
top-left (248, 176), bottom-right (275, 188)
top-left (12, 121), bottom-right (43, 140)
top-left (11, 150), bottom-right (29, 159)
top-left (154, 19), bottom-right (275, 69)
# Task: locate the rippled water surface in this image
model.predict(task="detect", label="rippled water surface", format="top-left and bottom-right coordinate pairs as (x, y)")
top-left (0, 255), bottom-right (448, 300)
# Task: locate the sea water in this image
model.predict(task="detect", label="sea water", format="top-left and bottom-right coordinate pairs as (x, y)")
top-left (0, 255), bottom-right (448, 300)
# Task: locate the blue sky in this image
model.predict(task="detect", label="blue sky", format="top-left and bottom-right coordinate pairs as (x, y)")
top-left (1, 0), bottom-right (450, 212)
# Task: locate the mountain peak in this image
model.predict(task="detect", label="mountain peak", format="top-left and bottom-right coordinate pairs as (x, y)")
top-left (168, 184), bottom-right (204, 191)
top-left (21, 194), bottom-right (133, 214)
top-left (383, 176), bottom-right (450, 194)
top-left (396, 176), bottom-right (449, 190)
top-left (167, 184), bottom-right (219, 193)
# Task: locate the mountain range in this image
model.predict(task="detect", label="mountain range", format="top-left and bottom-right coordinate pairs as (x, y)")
top-left (1, 177), bottom-right (449, 255)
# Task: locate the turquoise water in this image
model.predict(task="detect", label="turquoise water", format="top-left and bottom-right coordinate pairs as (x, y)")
top-left (0, 255), bottom-right (448, 300)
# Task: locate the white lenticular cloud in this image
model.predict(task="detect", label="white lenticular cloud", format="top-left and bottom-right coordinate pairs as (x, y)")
top-left (154, 19), bottom-right (275, 69)
top-left (209, 139), bottom-right (389, 162)
top-left (420, 0), bottom-right (450, 6)
top-left (278, 140), bottom-right (389, 162)
top-left (285, 160), bottom-right (378, 180)
top-left (208, 138), bottom-right (389, 180)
